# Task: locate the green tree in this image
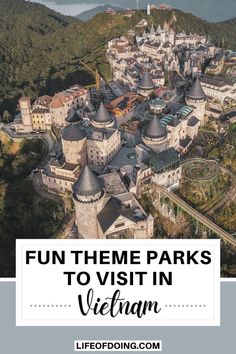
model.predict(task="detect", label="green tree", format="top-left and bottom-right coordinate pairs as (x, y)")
top-left (2, 110), bottom-right (11, 124)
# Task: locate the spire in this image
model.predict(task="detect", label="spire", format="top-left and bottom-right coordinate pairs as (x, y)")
top-left (139, 70), bottom-right (155, 90)
top-left (150, 24), bottom-right (156, 34)
top-left (188, 78), bottom-right (206, 101)
top-left (93, 102), bottom-right (113, 123)
top-left (144, 115), bottom-right (167, 139)
top-left (73, 166), bottom-right (103, 198)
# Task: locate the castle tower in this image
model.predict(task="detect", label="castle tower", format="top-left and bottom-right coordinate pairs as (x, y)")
top-left (157, 25), bottom-right (162, 33)
top-left (186, 78), bottom-right (207, 123)
top-left (138, 70), bottom-right (155, 98)
top-left (149, 24), bottom-right (156, 39)
top-left (18, 97), bottom-right (33, 132)
top-left (169, 29), bottom-right (175, 46)
top-left (147, 214), bottom-right (154, 238)
top-left (72, 166), bottom-right (105, 239)
top-left (61, 124), bottom-right (87, 165)
top-left (142, 115), bottom-right (168, 152)
top-left (91, 102), bottom-right (115, 129)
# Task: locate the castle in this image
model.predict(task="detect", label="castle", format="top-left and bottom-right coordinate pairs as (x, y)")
top-left (12, 22), bottom-right (210, 240)
top-left (39, 77), bottom-right (206, 239)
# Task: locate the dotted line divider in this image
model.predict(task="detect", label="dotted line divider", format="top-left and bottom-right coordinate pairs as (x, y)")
top-left (164, 304), bottom-right (206, 307)
top-left (30, 304), bottom-right (72, 308)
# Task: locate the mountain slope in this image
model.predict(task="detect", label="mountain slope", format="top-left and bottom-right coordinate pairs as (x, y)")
top-left (40, 0), bottom-right (236, 22)
top-left (1, 1), bottom-right (236, 116)
top-left (76, 4), bottom-right (124, 21)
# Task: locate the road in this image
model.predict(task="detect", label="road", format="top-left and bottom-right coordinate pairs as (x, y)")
top-left (156, 186), bottom-right (236, 247)
top-left (32, 172), bottom-right (66, 208)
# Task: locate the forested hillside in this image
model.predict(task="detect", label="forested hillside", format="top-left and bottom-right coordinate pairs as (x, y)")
top-left (0, 138), bottom-right (64, 277)
top-left (0, 0), bottom-right (236, 116)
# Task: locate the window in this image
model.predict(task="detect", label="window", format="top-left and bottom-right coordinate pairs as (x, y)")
top-left (115, 223), bottom-right (125, 229)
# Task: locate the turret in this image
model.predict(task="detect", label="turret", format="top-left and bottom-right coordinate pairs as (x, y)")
top-left (138, 70), bottom-right (155, 98)
top-left (187, 77), bottom-right (206, 103)
top-left (72, 166), bottom-right (105, 238)
top-left (61, 124), bottom-right (87, 165)
top-left (91, 102), bottom-right (114, 129)
top-left (142, 115), bottom-right (168, 152)
top-left (186, 78), bottom-right (207, 123)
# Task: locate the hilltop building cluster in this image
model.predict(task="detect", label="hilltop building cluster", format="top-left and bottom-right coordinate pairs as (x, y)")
top-left (107, 26), bottom-right (210, 92)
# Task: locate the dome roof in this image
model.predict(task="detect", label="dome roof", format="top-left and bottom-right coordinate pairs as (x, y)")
top-left (61, 124), bottom-right (86, 141)
top-left (139, 70), bottom-right (155, 90)
top-left (73, 166), bottom-right (103, 198)
top-left (188, 78), bottom-right (206, 101)
top-left (92, 102), bottom-right (113, 124)
top-left (144, 115), bottom-right (167, 139)
top-left (65, 111), bottom-right (81, 123)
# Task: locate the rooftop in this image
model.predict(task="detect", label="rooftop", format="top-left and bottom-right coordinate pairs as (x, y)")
top-left (87, 129), bottom-right (115, 142)
top-left (150, 148), bottom-right (180, 172)
top-left (201, 75), bottom-right (234, 88)
top-left (108, 145), bottom-right (149, 170)
top-left (139, 70), bottom-right (155, 90)
top-left (65, 111), bottom-right (82, 123)
top-left (61, 124), bottom-right (86, 141)
top-left (92, 102), bottom-right (114, 124)
top-left (188, 116), bottom-right (200, 127)
top-left (188, 78), bottom-right (206, 101)
top-left (98, 196), bottom-right (136, 233)
top-left (73, 165), bottom-right (104, 198)
top-left (144, 115), bottom-right (167, 139)
top-left (179, 136), bottom-right (192, 149)
top-left (99, 172), bottom-right (127, 196)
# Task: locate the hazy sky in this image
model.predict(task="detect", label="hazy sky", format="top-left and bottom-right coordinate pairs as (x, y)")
top-left (30, 0), bottom-right (236, 21)
top-left (31, 1), bottom-right (102, 15)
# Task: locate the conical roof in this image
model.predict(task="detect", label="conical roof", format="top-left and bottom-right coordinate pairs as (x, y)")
top-left (93, 102), bottom-right (113, 123)
top-left (144, 115), bottom-right (167, 139)
top-left (61, 124), bottom-right (86, 141)
top-left (139, 70), bottom-right (155, 90)
top-left (73, 166), bottom-right (103, 198)
top-left (188, 78), bottom-right (206, 101)
top-left (65, 110), bottom-right (81, 123)
top-left (150, 24), bottom-right (156, 34)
